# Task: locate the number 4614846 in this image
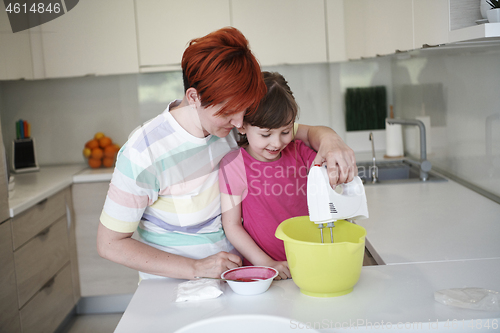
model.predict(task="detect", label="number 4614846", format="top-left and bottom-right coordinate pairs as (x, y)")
top-left (5, 2), bottom-right (61, 14)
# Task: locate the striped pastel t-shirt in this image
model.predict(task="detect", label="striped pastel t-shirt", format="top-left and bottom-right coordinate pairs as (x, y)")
top-left (100, 100), bottom-right (238, 277)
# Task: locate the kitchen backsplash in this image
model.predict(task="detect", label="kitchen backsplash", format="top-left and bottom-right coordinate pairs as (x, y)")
top-left (0, 45), bottom-right (499, 198)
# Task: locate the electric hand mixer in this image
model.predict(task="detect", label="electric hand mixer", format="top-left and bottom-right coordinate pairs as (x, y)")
top-left (307, 165), bottom-right (369, 243)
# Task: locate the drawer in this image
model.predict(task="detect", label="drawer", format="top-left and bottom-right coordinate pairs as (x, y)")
top-left (0, 220), bottom-right (21, 333)
top-left (19, 263), bottom-right (74, 333)
top-left (14, 217), bottom-right (70, 308)
top-left (12, 189), bottom-right (67, 250)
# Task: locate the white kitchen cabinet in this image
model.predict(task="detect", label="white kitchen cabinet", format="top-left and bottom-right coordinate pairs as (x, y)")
top-left (72, 182), bottom-right (139, 297)
top-left (0, 0), bottom-right (138, 80)
top-left (0, 2), bottom-right (34, 80)
top-left (0, 220), bottom-right (21, 333)
top-left (135, 0), bottom-right (231, 71)
top-left (413, 0), bottom-right (450, 47)
top-left (37, 0), bottom-right (138, 78)
top-left (344, 0), bottom-right (413, 59)
top-left (231, 0), bottom-right (327, 66)
top-left (325, 0), bottom-right (347, 63)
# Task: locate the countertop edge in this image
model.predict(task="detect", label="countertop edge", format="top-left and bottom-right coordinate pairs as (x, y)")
top-left (8, 164), bottom-right (98, 217)
top-left (9, 178), bottom-right (74, 217)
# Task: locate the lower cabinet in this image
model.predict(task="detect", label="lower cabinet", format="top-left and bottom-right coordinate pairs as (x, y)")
top-left (72, 182), bottom-right (139, 297)
top-left (0, 220), bottom-right (22, 333)
top-left (14, 217), bottom-right (70, 307)
top-left (19, 264), bottom-right (74, 333)
top-left (7, 187), bottom-right (80, 333)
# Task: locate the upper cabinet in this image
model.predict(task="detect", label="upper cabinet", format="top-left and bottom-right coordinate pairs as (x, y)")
top-left (0, 2), bottom-right (34, 80)
top-left (135, 0), bottom-right (231, 72)
top-left (1, 0), bottom-right (499, 80)
top-left (0, 0), bottom-right (138, 80)
top-left (325, 0), bottom-right (346, 63)
top-left (38, 0), bottom-right (138, 79)
top-left (344, 0), bottom-right (413, 60)
top-left (135, 0), bottom-right (327, 69)
top-left (231, 0), bottom-right (327, 66)
top-left (413, 0), bottom-right (450, 47)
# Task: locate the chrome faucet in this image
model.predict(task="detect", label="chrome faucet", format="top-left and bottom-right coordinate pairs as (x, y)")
top-left (369, 132), bottom-right (378, 183)
top-left (386, 118), bottom-right (432, 181)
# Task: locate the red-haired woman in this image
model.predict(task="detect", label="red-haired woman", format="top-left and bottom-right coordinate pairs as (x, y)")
top-left (97, 27), bottom-right (357, 280)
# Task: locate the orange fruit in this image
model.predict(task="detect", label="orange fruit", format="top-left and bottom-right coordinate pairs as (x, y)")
top-left (82, 147), bottom-right (91, 158)
top-left (88, 158), bottom-right (102, 168)
top-left (94, 132), bottom-right (105, 140)
top-left (85, 139), bottom-right (99, 149)
top-left (102, 157), bottom-right (115, 168)
top-left (99, 136), bottom-right (112, 148)
top-left (104, 144), bottom-right (120, 157)
top-left (91, 147), bottom-right (103, 159)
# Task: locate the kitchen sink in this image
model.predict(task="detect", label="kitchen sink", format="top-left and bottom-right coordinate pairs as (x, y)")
top-left (357, 160), bottom-right (447, 185)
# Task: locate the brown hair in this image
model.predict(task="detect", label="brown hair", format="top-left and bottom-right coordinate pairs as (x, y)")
top-left (238, 71), bottom-right (299, 146)
top-left (182, 27), bottom-right (266, 116)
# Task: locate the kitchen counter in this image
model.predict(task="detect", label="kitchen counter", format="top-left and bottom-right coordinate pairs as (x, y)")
top-left (352, 153), bottom-right (500, 265)
top-left (7, 165), bottom-right (113, 217)
top-left (359, 180), bottom-right (500, 265)
top-left (8, 161), bottom-right (500, 331)
top-left (115, 159), bottom-right (500, 332)
top-left (8, 164), bottom-right (87, 217)
top-left (116, 259), bottom-right (500, 333)
top-left (72, 167), bottom-right (114, 183)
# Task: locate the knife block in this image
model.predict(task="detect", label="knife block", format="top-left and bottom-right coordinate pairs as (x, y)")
top-left (12, 138), bottom-right (39, 173)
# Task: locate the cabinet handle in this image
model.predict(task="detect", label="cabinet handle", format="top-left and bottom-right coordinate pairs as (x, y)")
top-left (41, 277), bottom-right (55, 290)
top-left (37, 226), bottom-right (50, 238)
top-left (37, 198), bottom-right (48, 206)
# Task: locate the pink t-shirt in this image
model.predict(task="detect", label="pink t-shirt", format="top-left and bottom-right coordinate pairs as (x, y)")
top-left (219, 140), bottom-right (317, 265)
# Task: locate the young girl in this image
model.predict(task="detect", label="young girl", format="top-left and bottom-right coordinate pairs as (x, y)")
top-left (219, 72), bottom-right (317, 280)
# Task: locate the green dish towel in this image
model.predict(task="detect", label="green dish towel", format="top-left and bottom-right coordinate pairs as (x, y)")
top-left (345, 86), bottom-right (387, 131)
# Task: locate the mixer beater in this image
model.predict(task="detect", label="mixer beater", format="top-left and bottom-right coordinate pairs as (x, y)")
top-left (306, 165), bottom-right (369, 243)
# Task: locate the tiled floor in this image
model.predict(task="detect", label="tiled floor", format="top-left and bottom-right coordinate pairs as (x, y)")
top-left (59, 313), bottom-right (123, 333)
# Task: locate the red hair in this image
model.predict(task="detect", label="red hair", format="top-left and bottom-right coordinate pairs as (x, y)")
top-left (182, 27), bottom-right (266, 116)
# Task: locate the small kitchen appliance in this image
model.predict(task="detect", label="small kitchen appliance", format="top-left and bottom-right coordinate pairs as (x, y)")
top-left (274, 166), bottom-right (369, 297)
top-left (306, 165), bottom-right (369, 243)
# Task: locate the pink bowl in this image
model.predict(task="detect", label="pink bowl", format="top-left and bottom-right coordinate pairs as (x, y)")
top-left (221, 266), bottom-right (278, 295)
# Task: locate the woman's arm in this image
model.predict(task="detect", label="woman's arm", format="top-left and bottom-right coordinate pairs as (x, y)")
top-left (96, 222), bottom-right (241, 279)
top-left (221, 194), bottom-right (291, 280)
top-left (295, 124), bottom-right (357, 186)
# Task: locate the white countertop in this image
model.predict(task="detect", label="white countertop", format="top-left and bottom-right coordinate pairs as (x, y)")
top-left (358, 180), bottom-right (500, 265)
top-left (7, 164), bottom-right (113, 217)
top-left (116, 259), bottom-right (500, 333)
top-left (115, 163), bottom-right (500, 332)
top-left (8, 164), bottom-right (86, 217)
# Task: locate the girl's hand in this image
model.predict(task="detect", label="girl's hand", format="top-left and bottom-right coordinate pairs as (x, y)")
top-left (268, 261), bottom-right (291, 280)
top-left (193, 251), bottom-right (242, 279)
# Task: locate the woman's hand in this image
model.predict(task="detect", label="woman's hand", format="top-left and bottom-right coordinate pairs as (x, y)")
top-left (193, 251), bottom-right (242, 278)
top-left (267, 260), bottom-right (291, 280)
top-left (295, 124), bottom-right (357, 186)
top-left (312, 134), bottom-right (357, 187)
